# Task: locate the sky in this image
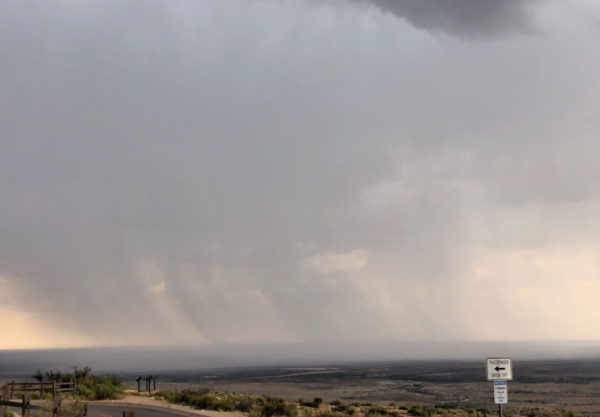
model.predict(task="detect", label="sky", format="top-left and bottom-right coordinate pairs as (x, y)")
top-left (1, 0), bottom-right (600, 352)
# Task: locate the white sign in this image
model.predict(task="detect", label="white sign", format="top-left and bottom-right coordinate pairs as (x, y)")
top-left (494, 380), bottom-right (508, 404)
top-left (487, 358), bottom-right (513, 381)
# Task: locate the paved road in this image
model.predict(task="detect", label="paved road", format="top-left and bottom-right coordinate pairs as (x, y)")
top-left (87, 403), bottom-right (206, 417)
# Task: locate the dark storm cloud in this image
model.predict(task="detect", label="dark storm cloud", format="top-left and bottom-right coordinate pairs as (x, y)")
top-left (350, 0), bottom-right (538, 37)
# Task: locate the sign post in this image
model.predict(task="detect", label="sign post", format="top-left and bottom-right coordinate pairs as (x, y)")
top-left (486, 358), bottom-right (512, 417)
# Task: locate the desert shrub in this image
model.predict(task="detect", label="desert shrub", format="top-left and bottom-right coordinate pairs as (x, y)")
top-left (330, 401), bottom-right (342, 406)
top-left (525, 409), bottom-right (573, 417)
top-left (3, 407), bottom-right (16, 417)
top-left (368, 406), bottom-right (391, 416)
top-left (332, 404), bottom-right (355, 415)
top-left (72, 366), bottom-right (92, 380)
top-left (408, 406), bottom-right (435, 417)
top-left (256, 396), bottom-right (267, 406)
top-left (190, 394), bottom-right (236, 411)
top-left (258, 397), bottom-right (297, 417)
top-left (190, 394), bottom-right (214, 409)
top-left (77, 384), bottom-right (94, 400)
top-left (77, 374), bottom-right (124, 400)
top-left (31, 366), bottom-right (123, 400)
top-left (158, 390), bottom-right (194, 405)
top-left (35, 400), bottom-right (86, 417)
top-left (236, 395), bottom-right (258, 412)
top-left (302, 398), bottom-right (323, 408)
top-left (158, 390), bottom-right (258, 413)
top-left (43, 371), bottom-right (72, 383)
top-left (216, 395), bottom-right (237, 411)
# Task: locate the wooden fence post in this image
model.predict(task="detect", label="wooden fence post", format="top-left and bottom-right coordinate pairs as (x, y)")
top-left (1, 384), bottom-right (8, 400)
top-left (40, 381), bottom-right (44, 398)
top-left (10, 381), bottom-right (14, 399)
top-left (22, 392), bottom-right (31, 417)
top-left (52, 380), bottom-right (56, 398)
top-left (73, 378), bottom-right (77, 397)
top-left (53, 396), bottom-right (62, 417)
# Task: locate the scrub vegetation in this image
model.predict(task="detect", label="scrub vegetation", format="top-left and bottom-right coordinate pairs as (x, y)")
top-left (36, 400), bottom-right (86, 417)
top-left (31, 366), bottom-right (124, 400)
top-left (3, 407), bottom-right (16, 417)
top-left (153, 391), bottom-right (584, 417)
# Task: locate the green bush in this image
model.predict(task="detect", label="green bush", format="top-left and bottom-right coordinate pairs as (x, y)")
top-left (157, 390), bottom-right (259, 413)
top-left (236, 396), bottom-right (258, 412)
top-left (189, 394), bottom-right (235, 411)
top-left (332, 404), bottom-right (355, 415)
top-left (408, 406), bottom-right (435, 417)
top-left (77, 374), bottom-right (124, 400)
top-left (36, 400), bottom-right (86, 417)
top-left (30, 366), bottom-right (123, 401)
top-left (258, 397), bottom-right (297, 417)
top-left (368, 406), bottom-right (390, 416)
top-left (77, 384), bottom-right (94, 400)
top-left (301, 397), bottom-right (323, 408)
top-left (3, 407), bottom-right (16, 417)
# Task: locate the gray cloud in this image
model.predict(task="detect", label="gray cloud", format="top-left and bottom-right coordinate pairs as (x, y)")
top-left (1, 0), bottom-right (600, 349)
top-left (349, 0), bottom-right (539, 37)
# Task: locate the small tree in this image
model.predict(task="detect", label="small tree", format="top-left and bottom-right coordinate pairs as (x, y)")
top-left (73, 366), bottom-right (92, 380)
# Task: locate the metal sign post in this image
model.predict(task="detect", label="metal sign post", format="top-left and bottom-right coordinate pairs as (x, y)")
top-left (486, 358), bottom-right (512, 417)
top-left (494, 380), bottom-right (507, 417)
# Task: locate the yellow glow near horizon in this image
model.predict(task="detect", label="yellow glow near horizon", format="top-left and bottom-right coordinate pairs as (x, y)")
top-left (2, 245), bottom-right (600, 349)
top-left (0, 305), bottom-right (97, 350)
top-left (460, 245), bottom-right (600, 341)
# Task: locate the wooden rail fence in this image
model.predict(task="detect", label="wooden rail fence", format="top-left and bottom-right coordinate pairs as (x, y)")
top-left (0, 392), bottom-right (87, 417)
top-left (3, 379), bottom-right (77, 399)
